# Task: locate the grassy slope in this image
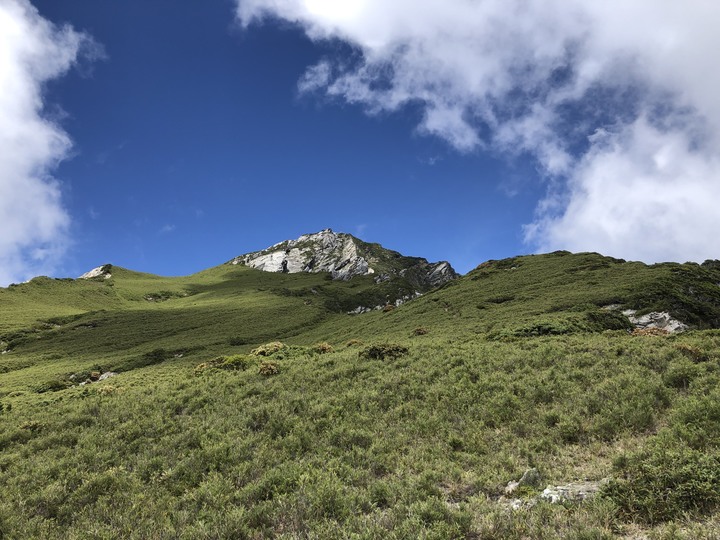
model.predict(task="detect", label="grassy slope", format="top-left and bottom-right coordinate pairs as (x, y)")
top-left (1, 253), bottom-right (720, 538)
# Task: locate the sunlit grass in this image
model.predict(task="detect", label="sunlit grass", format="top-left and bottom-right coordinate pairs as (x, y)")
top-left (1, 252), bottom-right (720, 537)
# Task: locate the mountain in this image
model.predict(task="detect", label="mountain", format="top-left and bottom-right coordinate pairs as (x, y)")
top-left (229, 228), bottom-right (457, 287)
top-left (3, 244), bottom-right (720, 538)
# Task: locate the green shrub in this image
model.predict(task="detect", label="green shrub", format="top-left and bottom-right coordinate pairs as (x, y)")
top-left (412, 327), bottom-right (429, 336)
top-left (358, 343), bottom-right (409, 361)
top-left (604, 440), bottom-right (720, 523)
top-left (663, 359), bottom-right (701, 389)
top-left (674, 344), bottom-right (710, 363)
top-left (35, 378), bottom-right (73, 394)
top-left (586, 310), bottom-right (633, 332)
top-left (220, 354), bottom-right (253, 370)
top-left (670, 391), bottom-right (720, 450)
top-left (513, 320), bottom-right (576, 337)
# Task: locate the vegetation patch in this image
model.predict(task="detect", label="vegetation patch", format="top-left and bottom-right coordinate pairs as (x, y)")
top-left (34, 378), bottom-right (73, 394)
top-left (195, 354), bottom-right (255, 374)
top-left (143, 290), bottom-right (187, 302)
top-left (605, 440), bottom-right (720, 523)
top-left (112, 348), bottom-right (189, 372)
top-left (3, 251), bottom-right (720, 537)
top-left (258, 360), bottom-right (280, 376)
top-left (251, 341), bottom-right (286, 356)
top-left (358, 343), bottom-right (409, 360)
top-left (312, 342), bottom-right (334, 354)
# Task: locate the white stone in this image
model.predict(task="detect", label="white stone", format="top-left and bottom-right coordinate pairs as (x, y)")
top-left (625, 310), bottom-right (688, 333)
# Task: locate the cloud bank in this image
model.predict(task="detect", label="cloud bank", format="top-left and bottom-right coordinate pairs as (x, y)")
top-left (238, 0), bottom-right (720, 263)
top-left (0, 0), bottom-right (88, 285)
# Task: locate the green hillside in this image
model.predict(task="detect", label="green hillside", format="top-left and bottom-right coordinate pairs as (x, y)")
top-left (1, 252), bottom-right (720, 538)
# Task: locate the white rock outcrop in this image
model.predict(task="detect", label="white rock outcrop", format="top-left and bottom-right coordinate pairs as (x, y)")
top-left (231, 229), bottom-right (375, 281)
top-left (230, 229), bottom-right (458, 288)
top-left (622, 310), bottom-right (689, 333)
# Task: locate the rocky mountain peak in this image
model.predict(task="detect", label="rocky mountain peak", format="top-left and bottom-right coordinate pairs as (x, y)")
top-left (229, 229), bottom-right (458, 290)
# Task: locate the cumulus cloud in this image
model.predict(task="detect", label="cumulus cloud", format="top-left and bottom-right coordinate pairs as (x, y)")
top-left (0, 0), bottom-right (89, 285)
top-left (237, 0), bottom-right (720, 262)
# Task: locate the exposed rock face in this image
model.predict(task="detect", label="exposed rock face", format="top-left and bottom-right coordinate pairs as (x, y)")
top-left (230, 229), bottom-right (459, 288)
top-left (79, 264), bottom-right (112, 280)
top-left (603, 304), bottom-right (690, 333)
top-left (622, 310), bottom-right (689, 333)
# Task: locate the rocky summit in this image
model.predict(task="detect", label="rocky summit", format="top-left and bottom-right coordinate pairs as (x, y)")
top-left (229, 229), bottom-right (458, 290)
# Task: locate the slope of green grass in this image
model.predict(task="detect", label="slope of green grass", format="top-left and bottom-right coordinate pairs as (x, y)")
top-left (1, 252), bottom-right (720, 538)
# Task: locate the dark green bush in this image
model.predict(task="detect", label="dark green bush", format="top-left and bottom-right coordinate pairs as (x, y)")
top-left (670, 391), bottom-right (720, 450)
top-left (663, 359), bottom-right (701, 389)
top-left (220, 354), bottom-right (253, 370)
top-left (358, 343), bottom-right (409, 361)
top-left (35, 379), bottom-right (73, 394)
top-left (586, 310), bottom-right (633, 331)
top-left (604, 440), bottom-right (720, 523)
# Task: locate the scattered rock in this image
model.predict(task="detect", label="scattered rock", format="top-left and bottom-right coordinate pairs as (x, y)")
top-left (539, 479), bottom-right (607, 504)
top-left (498, 475), bottom-right (607, 511)
top-left (78, 372), bottom-right (117, 386)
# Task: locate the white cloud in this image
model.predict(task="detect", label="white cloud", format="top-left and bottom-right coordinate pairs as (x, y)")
top-left (237, 0), bottom-right (720, 263)
top-left (526, 117), bottom-right (720, 263)
top-left (0, 0), bottom-right (89, 285)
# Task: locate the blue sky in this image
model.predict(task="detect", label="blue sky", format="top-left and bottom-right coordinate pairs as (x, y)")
top-left (2, 1), bottom-right (720, 285)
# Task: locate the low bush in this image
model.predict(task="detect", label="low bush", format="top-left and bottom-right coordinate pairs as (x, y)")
top-left (258, 360), bottom-right (280, 376)
top-left (663, 359), bottom-right (701, 389)
top-left (195, 354), bottom-right (254, 375)
top-left (251, 342), bottom-right (285, 357)
top-left (604, 440), bottom-right (720, 523)
top-left (412, 327), bottom-right (429, 336)
top-left (221, 354), bottom-right (254, 370)
top-left (359, 343), bottom-right (409, 361)
top-left (674, 344), bottom-right (710, 363)
top-left (312, 342), bottom-right (334, 354)
top-left (35, 379), bottom-right (73, 394)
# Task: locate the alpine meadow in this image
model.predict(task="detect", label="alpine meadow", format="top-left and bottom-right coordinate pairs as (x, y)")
top-left (2, 232), bottom-right (720, 538)
top-left (5, 0), bottom-right (720, 538)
